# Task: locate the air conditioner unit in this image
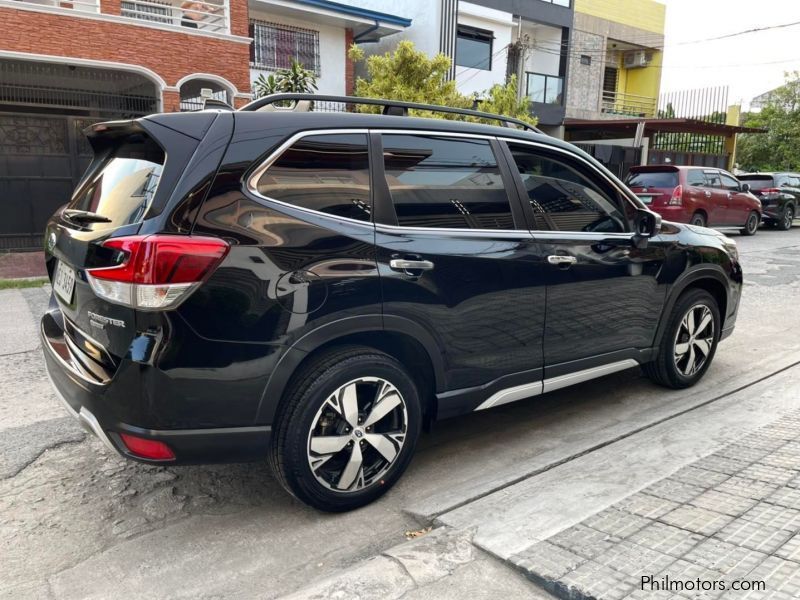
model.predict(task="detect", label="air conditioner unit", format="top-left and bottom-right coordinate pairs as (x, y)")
top-left (623, 51), bottom-right (650, 69)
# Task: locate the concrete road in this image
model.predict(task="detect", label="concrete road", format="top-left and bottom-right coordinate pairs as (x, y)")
top-left (2, 226), bottom-right (800, 599)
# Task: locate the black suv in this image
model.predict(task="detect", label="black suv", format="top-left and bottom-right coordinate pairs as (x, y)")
top-left (42, 95), bottom-right (743, 511)
top-left (738, 172), bottom-right (799, 230)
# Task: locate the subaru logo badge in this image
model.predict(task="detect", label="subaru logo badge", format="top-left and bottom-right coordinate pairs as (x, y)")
top-left (46, 231), bottom-right (57, 252)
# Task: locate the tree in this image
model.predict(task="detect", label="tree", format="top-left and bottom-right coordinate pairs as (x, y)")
top-left (253, 60), bottom-right (318, 99)
top-left (737, 71), bottom-right (800, 171)
top-left (348, 41), bottom-right (538, 127)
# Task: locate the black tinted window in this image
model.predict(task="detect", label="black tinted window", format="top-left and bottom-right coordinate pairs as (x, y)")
top-left (256, 134), bottom-right (371, 222)
top-left (456, 25), bottom-right (493, 70)
top-left (686, 170), bottom-right (705, 186)
top-left (626, 170), bottom-right (678, 188)
top-left (509, 143), bottom-right (626, 233)
top-left (382, 135), bottom-right (513, 230)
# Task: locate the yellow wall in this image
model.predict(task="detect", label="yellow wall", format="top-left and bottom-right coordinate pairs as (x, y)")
top-left (624, 49), bottom-right (663, 102)
top-left (575, 0), bottom-right (666, 34)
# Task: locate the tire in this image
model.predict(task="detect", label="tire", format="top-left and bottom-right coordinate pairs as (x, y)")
top-left (643, 289), bottom-right (721, 389)
top-left (690, 213), bottom-right (707, 227)
top-left (741, 211), bottom-right (760, 236)
top-left (778, 204), bottom-right (795, 231)
top-left (269, 345), bottom-right (422, 512)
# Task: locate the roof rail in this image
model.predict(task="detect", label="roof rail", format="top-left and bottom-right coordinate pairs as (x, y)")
top-left (239, 93), bottom-right (541, 133)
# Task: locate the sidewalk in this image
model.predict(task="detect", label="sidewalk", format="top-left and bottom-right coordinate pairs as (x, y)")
top-left (510, 411), bottom-right (800, 599)
top-left (0, 252), bottom-right (46, 279)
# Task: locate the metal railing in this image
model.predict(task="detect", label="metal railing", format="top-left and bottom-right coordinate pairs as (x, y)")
top-left (12, 0), bottom-right (229, 33)
top-left (601, 91), bottom-right (657, 118)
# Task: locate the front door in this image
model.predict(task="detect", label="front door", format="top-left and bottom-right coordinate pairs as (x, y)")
top-left (373, 132), bottom-right (546, 407)
top-left (502, 140), bottom-right (668, 378)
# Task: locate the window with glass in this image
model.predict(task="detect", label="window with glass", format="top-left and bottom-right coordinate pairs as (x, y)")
top-left (540, 0), bottom-right (570, 6)
top-left (526, 73), bottom-right (564, 105)
top-left (720, 173), bottom-right (741, 191)
top-left (508, 143), bottom-right (627, 233)
top-left (381, 135), bottom-right (514, 230)
top-left (686, 169), bottom-right (706, 187)
top-left (703, 170), bottom-right (722, 188)
top-left (255, 134), bottom-right (371, 222)
top-left (456, 25), bottom-right (493, 70)
top-left (250, 20), bottom-right (320, 75)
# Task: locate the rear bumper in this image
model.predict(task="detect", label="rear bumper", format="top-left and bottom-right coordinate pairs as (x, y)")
top-left (651, 205), bottom-right (691, 223)
top-left (41, 310), bottom-right (272, 465)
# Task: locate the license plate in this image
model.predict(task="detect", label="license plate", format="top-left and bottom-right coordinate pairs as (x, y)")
top-left (637, 195), bottom-right (653, 204)
top-left (54, 261), bottom-right (76, 304)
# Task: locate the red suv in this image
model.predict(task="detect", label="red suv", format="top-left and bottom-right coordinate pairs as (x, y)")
top-left (626, 166), bottom-right (762, 235)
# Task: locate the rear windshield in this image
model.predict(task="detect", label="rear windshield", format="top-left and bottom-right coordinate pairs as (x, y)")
top-left (69, 134), bottom-right (164, 229)
top-left (626, 171), bottom-right (678, 188)
top-left (738, 175), bottom-right (775, 190)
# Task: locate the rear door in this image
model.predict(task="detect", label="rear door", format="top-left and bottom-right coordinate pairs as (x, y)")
top-left (503, 140), bottom-right (667, 376)
top-left (702, 170), bottom-right (728, 225)
top-left (373, 131), bottom-right (546, 407)
top-left (43, 116), bottom-right (216, 373)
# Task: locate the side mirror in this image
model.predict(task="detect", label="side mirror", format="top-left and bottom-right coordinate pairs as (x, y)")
top-left (633, 209), bottom-right (661, 248)
top-left (741, 183), bottom-right (751, 193)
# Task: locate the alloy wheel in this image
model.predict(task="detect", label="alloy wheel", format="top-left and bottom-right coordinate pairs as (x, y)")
top-left (306, 377), bottom-right (407, 492)
top-left (747, 213), bottom-right (759, 234)
top-left (674, 304), bottom-right (715, 377)
top-left (785, 206), bottom-right (795, 229)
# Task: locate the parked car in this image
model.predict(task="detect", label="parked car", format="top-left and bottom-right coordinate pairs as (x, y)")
top-left (737, 172), bottom-right (799, 230)
top-left (41, 95), bottom-right (743, 511)
top-left (626, 165), bottom-right (762, 235)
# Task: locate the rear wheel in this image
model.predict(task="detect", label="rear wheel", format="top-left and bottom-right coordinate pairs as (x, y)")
top-left (644, 289), bottom-right (720, 389)
top-left (778, 205), bottom-right (795, 231)
top-left (741, 211), bottom-right (760, 236)
top-left (269, 346), bottom-right (421, 512)
top-left (690, 212), bottom-right (707, 227)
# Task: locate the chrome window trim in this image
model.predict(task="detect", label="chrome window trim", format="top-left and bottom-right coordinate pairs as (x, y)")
top-left (245, 128), bottom-right (375, 230)
top-left (500, 136), bottom-right (643, 235)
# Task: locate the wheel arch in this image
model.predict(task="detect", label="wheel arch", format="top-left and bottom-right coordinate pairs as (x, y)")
top-left (654, 267), bottom-right (730, 350)
top-left (256, 316), bottom-right (445, 426)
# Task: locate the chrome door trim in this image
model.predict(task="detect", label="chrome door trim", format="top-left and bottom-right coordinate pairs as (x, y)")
top-left (474, 380), bottom-right (543, 411)
top-left (542, 359), bottom-right (640, 394)
top-left (473, 358), bottom-right (640, 411)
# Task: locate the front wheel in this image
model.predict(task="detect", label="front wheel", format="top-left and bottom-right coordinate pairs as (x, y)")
top-left (643, 289), bottom-right (721, 389)
top-left (778, 205), bottom-right (795, 231)
top-left (741, 211), bottom-right (760, 236)
top-left (269, 346), bottom-right (422, 512)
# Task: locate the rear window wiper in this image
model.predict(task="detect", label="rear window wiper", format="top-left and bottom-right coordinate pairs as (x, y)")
top-left (63, 209), bottom-right (112, 224)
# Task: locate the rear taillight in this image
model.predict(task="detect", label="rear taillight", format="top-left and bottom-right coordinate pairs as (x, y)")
top-left (759, 187), bottom-right (781, 199)
top-left (86, 235), bottom-right (229, 310)
top-left (668, 185), bottom-right (683, 206)
top-left (119, 433), bottom-right (175, 460)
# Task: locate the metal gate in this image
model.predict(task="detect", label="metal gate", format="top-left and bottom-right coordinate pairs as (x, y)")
top-left (0, 113), bottom-right (98, 251)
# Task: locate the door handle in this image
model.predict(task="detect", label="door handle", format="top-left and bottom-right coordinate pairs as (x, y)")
top-left (704, 190), bottom-right (711, 197)
top-left (547, 255), bottom-right (578, 266)
top-left (389, 258), bottom-right (435, 273)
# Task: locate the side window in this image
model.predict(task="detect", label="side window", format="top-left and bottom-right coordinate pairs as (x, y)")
top-left (720, 173), bottom-right (740, 191)
top-left (507, 142), bottom-right (627, 233)
top-left (381, 134), bottom-right (514, 230)
top-left (255, 133), bottom-right (371, 222)
top-left (686, 170), bottom-right (705, 187)
top-left (704, 171), bottom-right (722, 188)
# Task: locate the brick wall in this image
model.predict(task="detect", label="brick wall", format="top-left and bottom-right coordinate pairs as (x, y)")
top-left (0, 4), bottom-right (252, 97)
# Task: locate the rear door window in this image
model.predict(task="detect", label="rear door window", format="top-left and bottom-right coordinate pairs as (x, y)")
top-left (70, 135), bottom-right (164, 230)
top-left (255, 133), bottom-right (371, 222)
top-left (686, 170), bottom-right (705, 187)
top-left (704, 170), bottom-right (722, 188)
top-left (626, 170), bottom-right (678, 188)
top-left (381, 134), bottom-right (514, 230)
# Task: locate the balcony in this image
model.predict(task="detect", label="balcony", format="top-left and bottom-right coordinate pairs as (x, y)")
top-left (601, 91), bottom-right (656, 118)
top-left (7, 0), bottom-right (230, 34)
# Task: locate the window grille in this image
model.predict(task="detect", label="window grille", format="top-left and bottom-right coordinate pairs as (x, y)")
top-left (250, 20), bottom-right (321, 76)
